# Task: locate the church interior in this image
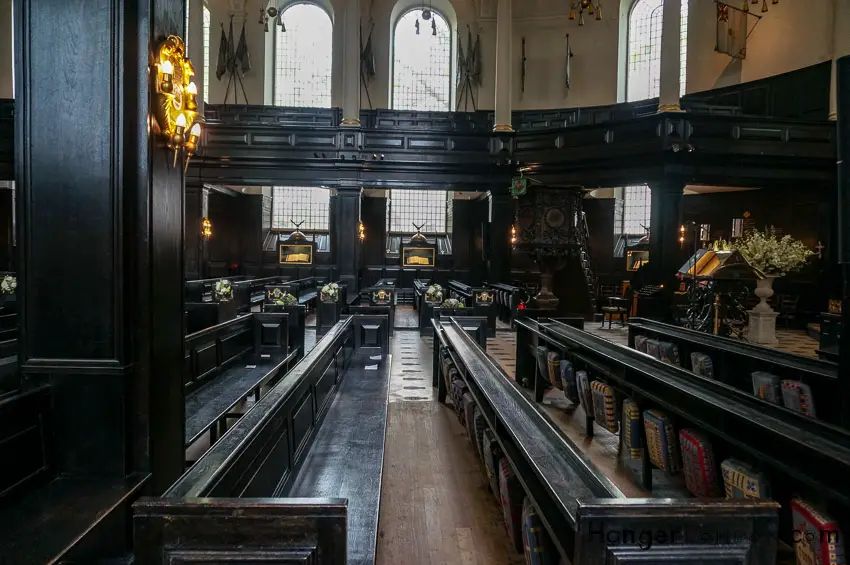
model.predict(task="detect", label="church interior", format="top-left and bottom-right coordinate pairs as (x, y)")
top-left (2, 0), bottom-right (850, 563)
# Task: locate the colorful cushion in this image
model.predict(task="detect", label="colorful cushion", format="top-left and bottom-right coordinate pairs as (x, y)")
top-left (576, 371), bottom-right (594, 419)
top-left (658, 342), bottom-right (681, 366)
top-left (590, 381), bottom-right (619, 433)
top-left (643, 409), bottom-right (680, 473)
top-left (522, 497), bottom-right (557, 565)
top-left (791, 498), bottom-right (846, 565)
top-left (679, 429), bottom-right (720, 498)
top-left (498, 457), bottom-right (524, 553)
top-left (462, 393), bottom-right (477, 441)
top-left (535, 346), bottom-right (550, 386)
top-left (472, 406), bottom-right (487, 464)
top-left (752, 372), bottom-right (782, 405)
top-left (634, 335), bottom-right (648, 353)
top-left (621, 398), bottom-right (642, 461)
top-left (560, 359), bottom-right (579, 404)
top-left (645, 339), bottom-right (661, 359)
top-left (481, 428), bottom-right (502, 501)
top-left (720, 458), bottom-right (770, 499)
top-left (451, 378), bottom-right (467, 422)
top-left (781, 380), bottom-right (817, 417)
top-left (690, 352), bottom-right (715, 379)
top-left (547, 352), bottom-right (563, 390)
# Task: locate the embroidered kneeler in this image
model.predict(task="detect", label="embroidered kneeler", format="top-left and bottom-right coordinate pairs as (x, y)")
top-left (481, 428), bottom-right (502, 501)
top-left (522, 497), bottom-right (556, 565)
top-left (498, 457), bottom-right (524, 553)
top-left (679, 428), bottom-right (720, 497)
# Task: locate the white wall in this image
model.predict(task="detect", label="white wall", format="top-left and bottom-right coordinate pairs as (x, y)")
top-left (94, 0), bottom-right (843, 110)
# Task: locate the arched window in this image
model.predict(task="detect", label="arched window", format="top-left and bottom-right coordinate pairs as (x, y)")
top-left (274, 3), bottom-right (333, 107)
top-left (392, 8), bottom-right (452, 111)
top-left (202, 6), bottom-right (211, 102)
top-left (626, 0), bottom-right (688, 102)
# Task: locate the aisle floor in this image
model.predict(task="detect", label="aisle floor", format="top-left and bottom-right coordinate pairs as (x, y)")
top-left (376, 330), bottom-right (525, 565)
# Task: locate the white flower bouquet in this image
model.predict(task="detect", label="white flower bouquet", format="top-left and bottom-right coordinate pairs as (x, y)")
top-left (730, 227), bottom-right (813, 277)
top-left (425, 284), bottom-right (443, 304)
top-left (214, 279), bottom-right (233, 302)
top-left (321, 282), bottom-right (340, 302)
top-left (440, 298), bottom-right (464, 309)
top-left (0, 275), bottom-right (16, 296)
top-left (275, 293), bottom-right (298, 307)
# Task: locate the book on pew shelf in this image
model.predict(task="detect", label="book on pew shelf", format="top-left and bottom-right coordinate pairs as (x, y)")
top-left (751, 372), bottom-right (782, 405)
top-left (720, 458), bottom-right (770, 499)
top-left (622, 399), bottom-right (643, 460)
top-left (643, 409), bottom-right (681, 473)
top-left (679, 428), bottom-right (720, 498)
top-left (791, 498), bottom-right (845, 565)
top-left (690, 352), bottom-right (715, 379)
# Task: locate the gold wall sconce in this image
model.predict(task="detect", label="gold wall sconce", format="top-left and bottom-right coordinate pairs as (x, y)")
top-left (358, 221), bottom-right (366, 242)
top-left (510, 225), bottom-right (517, 245)
top-left (679, 224), bottom-right (686, 246)
top-left (202, 217), bottom-right (212, 238)
top-left (152, 35), bottom-right (202, 171)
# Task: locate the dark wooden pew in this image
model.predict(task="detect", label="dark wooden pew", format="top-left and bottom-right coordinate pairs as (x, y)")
top-left (0, 385), bottom-right (148, 563)
top-left (448, 279), bottom-right (496, 336)
top-left (514, 318), bottom-right (850, 555)
top-left (134, 314), bottom-right (392, 565)
top-left (488, 281), bottom-right (522, 325)
top-left (183, 313), bottom-right (303, 450)
top-left (232, 275), bottom-right (291, 313)
top-left (185, 275), bottom-right (246, 302)
top-left (627, 317), bottom-right (842, 426)
top-left (432, 317), bottom-right (780, 564)
top-left (316, 281), bottom-right (348, 331)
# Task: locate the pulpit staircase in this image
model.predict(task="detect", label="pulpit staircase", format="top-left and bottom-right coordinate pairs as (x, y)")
top-left (577, 213), bottom-right (597, 313)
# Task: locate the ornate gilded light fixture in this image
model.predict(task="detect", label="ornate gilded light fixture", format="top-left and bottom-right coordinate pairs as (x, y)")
top-left (510, 225), bottom-right (517, 245)
top-left (569, 0), bottom-right (602, 25)
top-left (152, 35), bottom-right (202, 171)
top-left (743, 0), bottom-right (778, 13)
top-left (358, 221), bottom-right (366, 242)
top-left (202, 217), bottom-right (212, 238)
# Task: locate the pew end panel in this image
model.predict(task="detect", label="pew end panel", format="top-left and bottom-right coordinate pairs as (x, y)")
top-left (133, 498), bottom-right (347, 564)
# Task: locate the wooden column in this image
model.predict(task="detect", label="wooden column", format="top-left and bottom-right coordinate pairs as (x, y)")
top-left (648, 179), bottom-right (684, 287)
top-left (835, 54), bottom-right (850, 426)
top-left (331, 187), bottom-right (361, 291)
top-left (657, 0), bottom-right (682, 111)
top-left (341, 0), bottom-right (361, 126)
top-left (488, 192), bottom-right (513, 283)
top-left (493, 0), bottom-right (513, 131)
top-left (15, 0), bottom-right (186, 491)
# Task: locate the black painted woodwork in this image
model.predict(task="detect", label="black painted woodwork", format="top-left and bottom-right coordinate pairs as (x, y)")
top-left (835, 55), bottom-right (850, 430)
top-left (627, 317), bottom-right (842, 426)
top-left (517, 318), bottom-right (850, 535)
top-left (331, 188), bottom-right (361, 293)
top-left (134, 317), bottom-right (359, 564)
top-left (488, 192), bottom-right (514, 284)
top-left (648, 178), bottom-right (684, 289)
top-left (433, 317), bottom-right (780, 564)
top-left (0, 99), bottom-right (11, 181)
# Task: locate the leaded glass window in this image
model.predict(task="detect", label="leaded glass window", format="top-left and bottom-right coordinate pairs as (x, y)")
top-left (392, 9), bottom-right (452, 111)
top-left (274, 4), bottom-right (333, 108)
top-left (387, 190), bottom-right (451, 234)
top-left (203, 6), bottom-right (211, 103)
top-left (272, 187), bottom-right (330, 231)
top-left (623, 185), bottom-right (651, 235)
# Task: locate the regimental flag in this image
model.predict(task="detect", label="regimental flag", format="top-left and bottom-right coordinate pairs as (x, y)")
top-left (716, 2), bottom-right (747, 59)
top-left (235, 21), bottom-right (251, 75)
top-left (215, 23), bottom-right (228, 80)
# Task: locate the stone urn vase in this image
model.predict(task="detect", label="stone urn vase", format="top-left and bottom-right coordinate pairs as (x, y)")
top-left (752, 276), bottom-right (777, 313)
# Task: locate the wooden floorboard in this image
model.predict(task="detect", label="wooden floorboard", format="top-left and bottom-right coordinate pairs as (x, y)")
top-left (376, 331), bottom-right (525, 565)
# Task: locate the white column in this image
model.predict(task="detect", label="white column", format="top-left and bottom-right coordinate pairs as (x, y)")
top-left (0, 0), bottom-right (12, 99)
top-left (341, 0), bottom-right (361, 126)
top-left (829, 0), bottom-right (850, 120)
top-left (493, 0), bottom-right (513, 131)
top-left (657, 0), bottom-right (682, 112)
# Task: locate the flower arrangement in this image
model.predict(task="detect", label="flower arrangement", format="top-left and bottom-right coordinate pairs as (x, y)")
top-left (214, 279), bottom-right (233, 302)
top-left (275, 292), bottom-right (298, 307)
top-left (321, 282), bottom-right (340, 302)
top-left (0, 275), bottom-right (16, 296)
top-left (441, 298), bottom-right (464, 309)
top-left (720, 227), bottom-right (813, 277)
top-left (425, 284), bottom-right (443, 304)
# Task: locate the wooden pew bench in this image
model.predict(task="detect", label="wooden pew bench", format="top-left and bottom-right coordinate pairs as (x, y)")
top-left (432, 317), bottom-right (780, 564)
top-left (0, 385), bottom-right (148, 563)
top-left (233, 275), bottom-right (290, 313)
top-left (627, 317), bottom-right (843, 426)
top-left (513, 318), bottom-right (850, 560)
top-left (134, 314), bottom-right (392, 565)
top-left (185, 275), bottom-right (246, 302)
top-left (488, 282), bottom-right (521, 325)
top-left (447, 279), bottom-right (496, 336)
top-left (183, 313), bottom-right (303, 451)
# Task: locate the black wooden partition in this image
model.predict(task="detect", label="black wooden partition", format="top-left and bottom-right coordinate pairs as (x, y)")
top-left (516, 319), bottom-right (850, 548)
top-left (134, 317), bottom-right (358, 564)
top-left (627, 317), bottom-right (843, 426)
top-left (433, 318), bottom-right (780, 564)
top-left (448, 280), bottom-right (496, 336)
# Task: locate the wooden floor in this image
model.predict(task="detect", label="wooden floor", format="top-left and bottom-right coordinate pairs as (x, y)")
top-left (376, 330), bottom-right (525, 565)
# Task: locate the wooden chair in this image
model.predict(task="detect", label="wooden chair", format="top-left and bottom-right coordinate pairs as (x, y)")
top-left (777, 294), bottom-right (799, 329)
